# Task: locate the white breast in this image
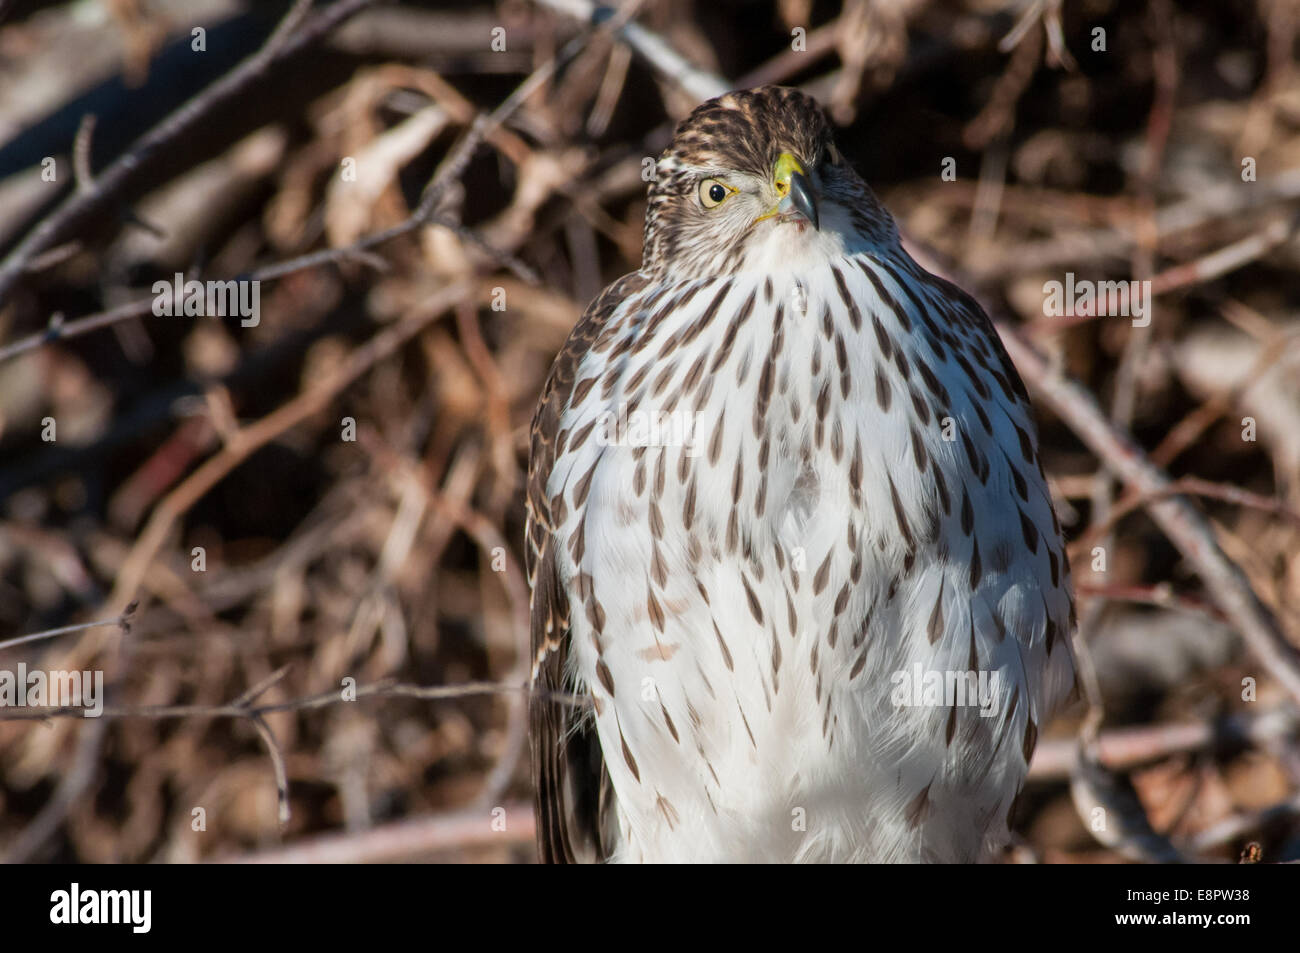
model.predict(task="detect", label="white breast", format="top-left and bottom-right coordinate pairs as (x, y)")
top-left (548, 245), bottom-right (1074, 862)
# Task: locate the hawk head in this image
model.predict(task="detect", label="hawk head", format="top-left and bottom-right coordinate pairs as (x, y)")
top-left (642, 85), bottom-right (897, 281)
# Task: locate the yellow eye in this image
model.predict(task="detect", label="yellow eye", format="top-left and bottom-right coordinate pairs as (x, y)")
top-left (699, 178), bottom-right (732, 208)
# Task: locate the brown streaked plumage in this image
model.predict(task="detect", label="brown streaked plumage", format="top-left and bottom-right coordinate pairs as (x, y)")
top-left (528, 86), bottom-right (1076, 863)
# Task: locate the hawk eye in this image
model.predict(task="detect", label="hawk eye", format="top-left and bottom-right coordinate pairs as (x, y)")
top-left (699, 179), bottom-right (732, 208)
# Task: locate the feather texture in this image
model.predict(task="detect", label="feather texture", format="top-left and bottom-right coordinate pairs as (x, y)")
top-left (527, 87), bottom-right (1075, 863)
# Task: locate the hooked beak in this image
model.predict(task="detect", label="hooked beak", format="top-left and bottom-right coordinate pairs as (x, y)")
top-left (773, 152), bottom-right (820, 230)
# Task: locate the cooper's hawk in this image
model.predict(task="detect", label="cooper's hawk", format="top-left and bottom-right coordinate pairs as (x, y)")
top-left (526, 86), bottom-right (1075, 863)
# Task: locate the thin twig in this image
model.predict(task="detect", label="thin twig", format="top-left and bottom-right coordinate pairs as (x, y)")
top-left (0, 601), bottom-right (138, 652)
top-left (1149, 213), bottom-right (1300, 296)
top-left (0, 677), bottom-right (588, 722)
top-left (218, 802), bottom-right (536, 863)
top-left (0, 0), bottom-right (382, 309)
top-left (71, 113), bottom-right (97, 193)
top-left (1072, 582), bottom-right (1229, 621)
top-left (1, 607), bottom-right (137, 863)
top-left (1029, 708), bottom-right (1298, 780)
top-left (250, 714), bottom-right (291, 826)
top-left (536, 0), bottom-right (725, 102)
top-left (0, 211), bottom-right (530, 366)
top-left (1070, 476), bottom-right (1300, 562)
top-left (102, 281), bottom-right (474, 617)
top-left (996, 322), bottom-right (1300, 705)
top-left (1189, 793), bottom-right (1300, 852)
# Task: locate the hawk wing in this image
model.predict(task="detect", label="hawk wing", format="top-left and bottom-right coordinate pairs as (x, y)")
top-left (526, 272), bottom-right (648, 863)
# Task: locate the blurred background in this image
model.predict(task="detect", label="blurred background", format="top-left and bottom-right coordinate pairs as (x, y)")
top-left (0, 0), bottom-right (1297, 863)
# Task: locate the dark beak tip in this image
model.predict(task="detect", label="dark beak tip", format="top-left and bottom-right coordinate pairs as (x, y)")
top-left (789, 172), bottom-right (820, 230)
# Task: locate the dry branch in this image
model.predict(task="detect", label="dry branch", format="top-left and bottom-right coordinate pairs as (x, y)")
top-left (0, 0), bottom-right (382, 309)
top-left (996, 322), bottom-right (1300, 706)
top-left (218, 802), bottom-right (535, 863)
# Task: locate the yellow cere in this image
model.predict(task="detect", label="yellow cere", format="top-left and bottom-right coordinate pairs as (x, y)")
top-left (753, 152), bottom-right (808, 224)
top-left (773, 152), bottom-right (806, 194)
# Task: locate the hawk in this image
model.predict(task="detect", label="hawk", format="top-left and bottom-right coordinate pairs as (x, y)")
top-left (526, 86), bottom-right (1075, 863)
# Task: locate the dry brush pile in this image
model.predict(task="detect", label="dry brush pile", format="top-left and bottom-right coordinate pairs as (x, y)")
top-left (0, 0), bottom-right (1297, 863)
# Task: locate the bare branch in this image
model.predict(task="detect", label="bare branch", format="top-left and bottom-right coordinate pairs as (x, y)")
top-left (996, 323), bottom-right (1300, 705)
top-left (1029, 708), bottom-right (1299, 780)
top-left (218, 802), bottom-right (536, 863)
top-left (0, 601), bottom-right (138, 653)
top-left (0, 676), bottom-right (587, 723)
top-left (536, 0), bottom-right (727, 102)
top-left (0, 0), bottom-right (383, 308)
